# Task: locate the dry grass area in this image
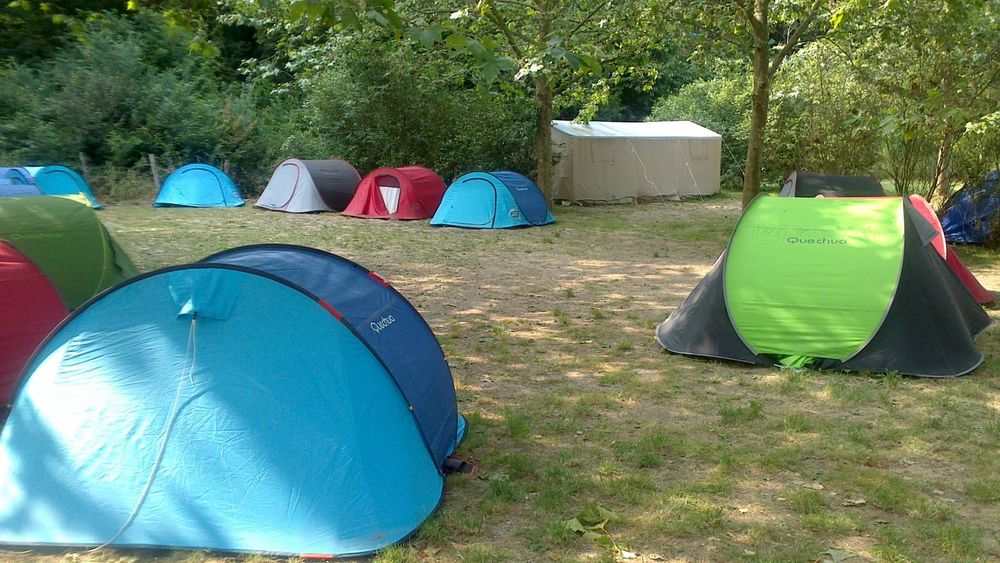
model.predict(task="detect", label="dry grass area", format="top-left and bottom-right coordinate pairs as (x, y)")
top-left (4, 193), bottom-right (1000, 563)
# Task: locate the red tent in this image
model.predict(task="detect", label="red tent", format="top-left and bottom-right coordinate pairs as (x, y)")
top-left (909, 195), bottom-right (994, 304)
top-left (343, 166), bottom-right (446, 220)
top-left (0, 241), bottom-right (68, 405)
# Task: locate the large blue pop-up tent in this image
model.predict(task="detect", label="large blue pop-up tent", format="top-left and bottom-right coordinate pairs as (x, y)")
top-left (0, 245), bottom-right (464, 557)
top-left (431, 171), bottom-right (555, 229)
top-left (30, 165), bottom-right (101, 208)
top-left (153, 164), bottom-right (243, 208)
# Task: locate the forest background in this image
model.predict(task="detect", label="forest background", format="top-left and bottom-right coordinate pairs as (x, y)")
top-left (1, 0), bottom-right (998, 209)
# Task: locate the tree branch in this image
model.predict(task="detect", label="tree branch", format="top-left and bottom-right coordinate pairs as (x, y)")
top-left (484, 0), bottom-right (525, 59)
top-left (734, 0), bottom-right (766, 37)
top-left (768, 0), bottom-right (824, 76)
top-left (563, 0), bottom-right (610, 44)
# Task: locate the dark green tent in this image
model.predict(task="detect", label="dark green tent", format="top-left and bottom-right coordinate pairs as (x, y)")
top-left (0, 197), bottom-right (137, 308)
top-left (657, 196), bottom-right (991, 377)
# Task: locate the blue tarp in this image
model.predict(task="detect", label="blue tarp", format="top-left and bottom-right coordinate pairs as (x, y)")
top-left (0, 262), bottom-right (460, 556)
top-left (941, 171), bottom-right (1000, 244)
top-left (31, 165), bottom-right (101, 208)
top-left (431, 171), bottom-right (555, 229)
top-left (154, 164), bottom-right (243, 208)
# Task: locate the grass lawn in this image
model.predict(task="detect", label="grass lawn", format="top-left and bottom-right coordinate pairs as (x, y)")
top-left (4, 192), bottom-right (1000, 562)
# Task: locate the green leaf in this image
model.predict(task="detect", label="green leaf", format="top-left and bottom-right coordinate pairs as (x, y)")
top-left (408, 26), bottom-right (442, 48)
top-left (445, 34), bottom-right (470, 49)
top-left (565, 51), bottom-right (583, 70)
top-left (565, 517), bottom-right (588, 534)
top-left (579, 54), bottom-right (602, 76)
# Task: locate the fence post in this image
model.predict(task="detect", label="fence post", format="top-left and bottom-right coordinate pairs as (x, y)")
top-left (148, 154), bottom-right (161, 190)
top-left (78, 152), bottom-right (90, 182)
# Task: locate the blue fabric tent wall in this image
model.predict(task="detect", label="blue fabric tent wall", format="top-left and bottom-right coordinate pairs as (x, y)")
top-left (941, 171), bottom-right (1000, 244)
top-left (431, 171), bottom-right (555, 229)
top-left (202, 244), bottom-right (463, 465)
top-left (32, 165), bottom-right (101, 208)
top-left (0, 252), bottom-right (463, 557)
top-left (0, 167), bottom-right (33, 186)
top-left (154, 164), bottom-right (244, 208)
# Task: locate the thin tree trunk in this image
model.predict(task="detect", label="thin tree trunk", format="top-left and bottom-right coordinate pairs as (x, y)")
top-left (534, 75), bottom-right (554, 205)
top-left (930, 128), bottom-right (957, 202)
top-left (533, 7), bottom-right (555, 206)
top-left (742, 0), bottom-right (771, 209)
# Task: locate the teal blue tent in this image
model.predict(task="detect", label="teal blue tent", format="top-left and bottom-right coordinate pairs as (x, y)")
top-left (0, 246), bottom-right (466, 557)
top-left (154, 164), bottom-right (243, 208)
top-left (431, 171), bottom-right (555, 229)
top-left (31, 166), bottom-right (101, 208)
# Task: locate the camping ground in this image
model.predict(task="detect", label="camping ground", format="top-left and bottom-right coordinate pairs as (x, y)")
top-left (5, 193), bottom-right (1000, 562)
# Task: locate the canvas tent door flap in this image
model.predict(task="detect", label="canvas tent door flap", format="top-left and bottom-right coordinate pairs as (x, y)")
top-left (0, 246), bottom-right (465, 557)
top-left (256, 159), bottom-right (361, 213)
top-left (780, 171), bottom-right (887, 197)
top-left (656, 196), bottom-right (991, 377)
top-left (154, 164), bottom-right (244, 208)
top-left (431, 171), bottom-right (555, 229)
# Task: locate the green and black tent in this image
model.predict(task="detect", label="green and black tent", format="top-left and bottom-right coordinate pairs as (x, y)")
top-left (0, 196), bottom-right (137, 309)
top-left (656, 196), bottom-right (992, 377)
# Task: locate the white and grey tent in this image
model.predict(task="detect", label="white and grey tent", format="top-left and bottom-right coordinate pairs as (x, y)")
top-left (551, 120), bottom-right (721, 203)
top-left (256, 159), bottom-right (362, 213)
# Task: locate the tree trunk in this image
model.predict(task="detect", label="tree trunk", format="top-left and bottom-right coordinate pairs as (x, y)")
top-left (742, 0), bottom-right (771, 209)
top-left (930, 128), bottom-right (957, 202)
top-left (534, 75), bottom-right (554, 205)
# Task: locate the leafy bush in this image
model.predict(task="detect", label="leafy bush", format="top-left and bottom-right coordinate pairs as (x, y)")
top-left (294, 35), bottom-right (536, 182)
top-left (768, 43), bottom-right (882, 179)
top-left (0, 11), bottom-right (280, 198)
top-left (651, 71), bottom-right (751, 189)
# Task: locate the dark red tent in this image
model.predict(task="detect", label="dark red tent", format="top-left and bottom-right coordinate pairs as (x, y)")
top-left (0, 241), bottom-right (68, 406)
top-left (343, 166), bottom-right (446, 220)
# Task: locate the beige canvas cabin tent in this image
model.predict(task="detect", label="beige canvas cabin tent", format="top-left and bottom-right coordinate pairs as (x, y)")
top-left (552, 120), bottom-right (721, 202)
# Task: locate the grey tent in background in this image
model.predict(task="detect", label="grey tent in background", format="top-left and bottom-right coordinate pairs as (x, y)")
top-left (780, 171), bottom-right (886, 198)
top-left (256, 159), bottom-right (362, 213)
top-left (551, 120), bottom-right (721, 203)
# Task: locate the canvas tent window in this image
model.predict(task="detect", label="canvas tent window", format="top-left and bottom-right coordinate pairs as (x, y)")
top-left (590, 142), bottom-right (614, 163)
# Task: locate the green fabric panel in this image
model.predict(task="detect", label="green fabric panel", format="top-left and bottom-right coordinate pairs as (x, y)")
top-left (0, 197), bottom-right (134, 308)
top-left (724, 197), bottom-right (904, 361)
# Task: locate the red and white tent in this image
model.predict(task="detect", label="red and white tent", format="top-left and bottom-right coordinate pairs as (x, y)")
top-left (343, 166), bottom-right (446, 220)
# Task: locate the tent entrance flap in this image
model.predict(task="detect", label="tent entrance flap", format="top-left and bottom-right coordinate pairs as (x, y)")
top-left (724, 197), bottom-right (905, 361)
top-left (376, 175), bottom-right (402, 214)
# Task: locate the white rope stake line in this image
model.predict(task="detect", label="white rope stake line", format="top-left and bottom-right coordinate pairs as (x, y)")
top-left (90, 313), bottom-right (199, 552)
top-left (629, 138), bottom-right (659, 201)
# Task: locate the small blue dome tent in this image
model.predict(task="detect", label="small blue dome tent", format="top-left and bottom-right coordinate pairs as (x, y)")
top-left (31, 165), bottom-right (101, 208)
top-left (153, 164), bottom-right (243, 208)
top-left (0, 167), bottom-right (33, 185)
top-left (0, 166), bottom-right (41, 197)
top-left (0, 245), bottom-right (465, 557)
top-left (431, 171), bottom-right (555, 229)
